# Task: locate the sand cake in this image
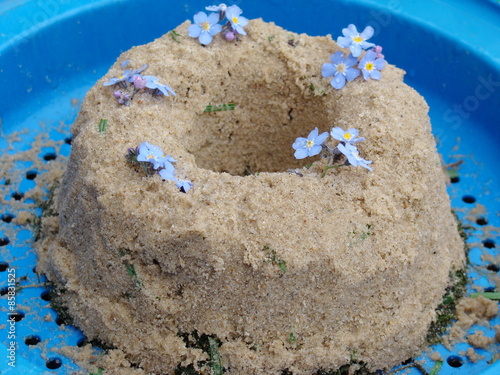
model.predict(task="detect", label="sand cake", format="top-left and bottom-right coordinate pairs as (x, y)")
top-left (35, 17), bottom-right (466, 375)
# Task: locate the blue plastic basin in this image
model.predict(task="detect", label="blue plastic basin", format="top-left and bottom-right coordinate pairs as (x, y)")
top-left (0, 1), bottom-right (499, 374)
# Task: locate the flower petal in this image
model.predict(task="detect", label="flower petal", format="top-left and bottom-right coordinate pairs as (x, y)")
top-left (349, 44), bottom-right (362, 57)
top-left (292, 137), bottom-right (307, 150)
top-left (330, 127), bottom-right (346, 140)
top-left (188, 24), bottom-right (202, 37)
top-left (309, 144), bottom-right (323, 156)
top-left (363, 50), bottom-right (377, 62)
top-left (294, 148), bottom-right (309, 159)
top-left (199, 31), bottom-right (213, 45)
top-left (374, 58), bottom-right (386, 70)
top-left (344, 53), bottom-right (358, 68)
top-left (238, 16), bottom-right (249, 27)
top-left (360, 41), bottom-right (376, 50)
top-left (369, 70), bottom-right (382, 80)
top-left (360, 26), bottom-right (374, 40)
top-left (315, 132), bottom-right (329, 145)
top-left (321, 63), bottom-right (335, 78)
top-left (330, 51), bottom-right (344, 64)
top-left (210, 23), bottom-right (223, 35)
top-left (207, 12), bottom-right (220, 24)
top-left (193, 12), bottom-right (208, 24)
top-left (331, 74), bottom-right (346, 89)
top-left (233, 24), bottom-right (247, 35)
top-left (343, 24), bottom-right (358, 37)
top-left (345, 67), bottom-right (360, 81)
top-left (308, 127), bottom-right (319, 139)
top-left (337, 36), bottom-right (350, 48)
top-left (159, 168), bottom-right (177, 181)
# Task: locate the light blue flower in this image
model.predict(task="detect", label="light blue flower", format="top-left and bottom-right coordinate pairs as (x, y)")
top-left (159, 167), bottom-right (177, 181)
top-left (137, 142), bottom-right (176, 170)
top-left (188, 12), bottom-right (222, 45)
top-left (143, 75), bottom-right (176, 96)
top-left (176, 179), bottom-right (193, 193)
top-left (104, 64), bottom-right (148, 87)
top-left (225, 5), bottom-right (248, 35)
top-left (337, 24), bottom-right (375, 58)
top-left (103, 74), bottom-right (130, 87)
top-left (321, 52), bottom-right (360, 89)
top-left (205, 3), bottom-right (227, 12)
top-left (359, 50), bottom-right (386, 81)
top-left (292, 128), bottom-right (329, 159)
top-left (338, 142), bottom-right (373, 171)
top-left (330, 127), bottom-right (365, 144)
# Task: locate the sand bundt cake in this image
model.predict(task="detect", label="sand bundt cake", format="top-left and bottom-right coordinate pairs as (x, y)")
top-left (36, 7), bottom-right (465, 375)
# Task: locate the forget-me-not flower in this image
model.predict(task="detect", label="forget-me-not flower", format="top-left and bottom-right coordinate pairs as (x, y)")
top-left (188, 12), bottom-right (222, 45)
top-left (225, 5), bottom-right (248, 35)
top-left (358, 50), bottom-right (386, 81)
top-left (206, 3), bottom-right (227, 12)
top-left (321, 52), bottom-right (360, 90)
top-left (104, 64), bottom-right (148, 87)
top-left (338, 142), bottom-right (373, 171)
top-left (176, 179), bottom-right (193, 193)
top-left (159, 166), bottom-right (177, 181)
top-left (137, 142), bottom-right (176, 170)
top-left (292, 128), bottom-right (329, 159)
top-left (337, 24), bottom-right (375, 57)
top-left (143, 75), bottom-right (176, 96)
top-left (330, 127), bottom-right (365, 144)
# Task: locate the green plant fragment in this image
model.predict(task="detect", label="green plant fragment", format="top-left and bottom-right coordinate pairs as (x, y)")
top-left (429, 360), bottom-right (443, 375)
top-left (99, 119), bottom-right (108, 132)
top-left (470, 292), bottom-right (500, 300)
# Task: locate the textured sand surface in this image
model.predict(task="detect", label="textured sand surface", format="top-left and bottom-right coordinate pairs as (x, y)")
top-left (36, 19), bottom-right (465, 374)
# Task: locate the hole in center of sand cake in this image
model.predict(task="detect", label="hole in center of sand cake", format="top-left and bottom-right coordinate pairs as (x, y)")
top-left (183, 66), bottom-right (332, 176)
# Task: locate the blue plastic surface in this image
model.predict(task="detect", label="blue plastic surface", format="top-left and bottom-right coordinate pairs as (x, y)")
top-left (0, 0), bottom-right (499, 374)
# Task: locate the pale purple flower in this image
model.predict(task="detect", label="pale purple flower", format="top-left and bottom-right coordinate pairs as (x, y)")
top-left (359, 50), bottom-right (386, 81)
top-left (176, 179), bottom-right (193, 193)
top-left (188, 12), bottom-right (222, 45)
top-left (337, 24), bottom-right (375, 57)
top-left (132, 74), bottom-right (147, 89)
top-left (225, 5), bottom-right (248, 35)
top-left (372, 45), bottom-right (384, 59)
top-left (113, 90), bottom-right (131, 106)
top-left (321, 52), bottom-right (360, 89)
top-left (330, 127), bottom-right (365, 144)
top-left (338, 142), bottom-right (373, 171)
top-left (292, 128), bottom-right (329, 159)
top-left (224, 30), bottom-right (236, 41)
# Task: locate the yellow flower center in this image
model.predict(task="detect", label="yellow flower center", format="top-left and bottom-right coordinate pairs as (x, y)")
top-left (365, 62), bottom-right (374, 71)
top-left (344, 132), bottom-right (353, 140)
top-left (147, 154), bottom-right (155, 160)
top-left (232, 16), bottom-right (239, 24)
top-left (336, 63), bottom-right (346, 73)
top-left (202, 21), bottom-right (211, 31)
top-left (353, 35), bottom-right (363, 43)
top-left (306, 140), bottom-right (315, 148)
